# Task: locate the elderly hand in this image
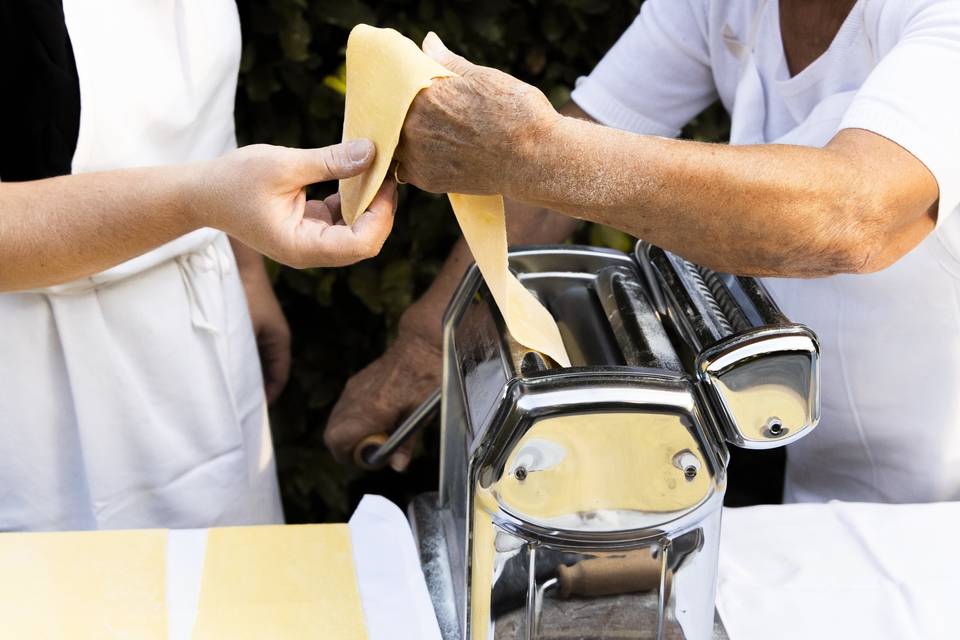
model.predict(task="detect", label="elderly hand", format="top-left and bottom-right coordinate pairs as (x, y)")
top-left (324, 325), bottom-right (442, 472)
top-left (192, 140), bottom-right (397, 269)
top-left (396, 33), bottom-right (561, 196)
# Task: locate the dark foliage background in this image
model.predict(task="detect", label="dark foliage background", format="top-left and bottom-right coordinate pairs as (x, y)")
top-left (234, 0), bottom-right (732, 523)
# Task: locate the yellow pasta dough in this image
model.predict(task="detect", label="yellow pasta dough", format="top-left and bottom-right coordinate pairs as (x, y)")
top-left (339, 26), bottom-right (453, 224)
top-left (192, 523), bottom-right (367, 640)
top-left (339, 25), bottom-right (571, 367)
top-left (0, 529), bottom-right (167, 639)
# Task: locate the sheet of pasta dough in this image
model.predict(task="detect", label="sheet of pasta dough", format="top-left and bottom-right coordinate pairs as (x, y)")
top-left (339, 24), bottom-right (571, 367)
top-left (192, 523), bottom-right (367, 640)
top-left (0, 529), bottom-right (167, 639)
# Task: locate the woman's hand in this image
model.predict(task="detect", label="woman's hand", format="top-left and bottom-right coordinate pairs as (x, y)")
top-left (192, 140), bottom-right (397, 269)
top-left (0, 139), bottom-right (396, 291)
top-left (395, 33), bottom-right (560, 196)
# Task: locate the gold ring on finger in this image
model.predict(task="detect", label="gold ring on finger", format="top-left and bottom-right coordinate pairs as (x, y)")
top-left (393, 162), bottom-right (407, 185)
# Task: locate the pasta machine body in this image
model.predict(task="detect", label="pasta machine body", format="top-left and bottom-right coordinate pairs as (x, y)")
top-left (409, 243), bottom-right (819, 640)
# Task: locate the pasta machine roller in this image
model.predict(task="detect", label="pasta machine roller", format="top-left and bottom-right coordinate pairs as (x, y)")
top-left (407, 243), bottom-right (820, 640)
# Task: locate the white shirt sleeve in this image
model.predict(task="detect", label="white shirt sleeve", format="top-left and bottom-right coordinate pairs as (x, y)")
top-left (840, 0), bottom-right (960, 227)
top-left (569, 0), bottom-right (717, 137)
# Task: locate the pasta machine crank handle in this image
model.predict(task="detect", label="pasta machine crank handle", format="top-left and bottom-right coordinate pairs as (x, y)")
top-left (352, 389), bottom-right (441, 471)
top-left (557, 553), bottom-right (671, 600)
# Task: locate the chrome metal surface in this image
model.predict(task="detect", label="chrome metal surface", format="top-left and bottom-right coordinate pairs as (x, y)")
top-left (656, 538), bottom-right (670, 640)
top-left (409, 493), bottom-right (462, 640)
top-left (698, 328), bottom-right (820, 449)
top-left (637, 243), bottom-right (821, 449)
top-left (409, 493), bottom-right (730, 640)
top-left (423, 244), bottom-right (818, 639)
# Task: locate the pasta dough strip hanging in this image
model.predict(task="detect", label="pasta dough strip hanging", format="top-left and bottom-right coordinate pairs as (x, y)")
top-left (339, 25), bottom-right (571, 368)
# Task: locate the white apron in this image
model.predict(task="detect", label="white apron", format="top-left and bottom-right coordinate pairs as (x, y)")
top-left (728, 0), bottom-right (960, 503)
top-left (0, 0), bottom-right (283, 530)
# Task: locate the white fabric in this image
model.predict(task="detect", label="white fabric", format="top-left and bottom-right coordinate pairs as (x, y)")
top-left (0, 0), bottom-right (283, 530)
top-left (717, 501), bottom-right (960, 640)
top-left (162, 496), bottom-right (442, 640)
top-left (349, 495), bottom-right (444, 640)
top-left (0, 234), bottom-right (283, 530)
top-left (166, 528), bottom-right (208, 640)
top-left (571, 0), bottom-right (960, 503)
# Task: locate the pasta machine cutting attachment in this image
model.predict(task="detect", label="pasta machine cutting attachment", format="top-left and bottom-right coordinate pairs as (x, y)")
top-left (638, 243), bottom-right (819, 449)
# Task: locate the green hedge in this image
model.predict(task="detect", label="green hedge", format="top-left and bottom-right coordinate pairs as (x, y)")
top-left (234, 0), bottom-right (729, 522)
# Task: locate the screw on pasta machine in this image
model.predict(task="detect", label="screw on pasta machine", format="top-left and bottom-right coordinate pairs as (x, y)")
top-left (765, 417), bottom-right (784, 437)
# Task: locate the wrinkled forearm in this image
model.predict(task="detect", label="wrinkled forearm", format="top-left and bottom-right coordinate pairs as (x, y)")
top-left (0, 165), bottom-right (199, 291)
top-left (506, 116), bottom-right (937, 277)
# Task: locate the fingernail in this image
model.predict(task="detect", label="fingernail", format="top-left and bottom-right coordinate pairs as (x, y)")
top-left (423, 32), bottom-right (444, 55)
top-left (346, 139), bottom-right (373, 163)
top-left (389, 452), bottom-right (410, 473)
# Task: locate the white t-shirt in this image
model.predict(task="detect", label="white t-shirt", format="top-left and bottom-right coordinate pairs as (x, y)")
top-left (571, 0), bottom-right (960, 503)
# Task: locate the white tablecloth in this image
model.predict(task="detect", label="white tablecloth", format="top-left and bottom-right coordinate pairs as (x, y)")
top-left (717, 501), bottom-right (960, 640)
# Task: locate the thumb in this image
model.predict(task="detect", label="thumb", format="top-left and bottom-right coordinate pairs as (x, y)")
top-left (297, 139), bottom-right (375, 184)
top-left (388, 438), bottom-right (415, 473)
top-left (422, 32), bottom-right (476, 77)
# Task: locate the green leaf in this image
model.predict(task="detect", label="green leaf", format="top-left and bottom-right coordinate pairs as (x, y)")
top-left (315, 2), bottom-right (376, 29)
top-left (588, 223), bottom-right (635, 253)
top-left (314, 272), bottom-right (337, 306)
top-left (380, 260), bottom-right (414, 314)
top-left (239, 41), bottom-right (257, 74)
top-left (347, 263), bottom-right (384, 314)
top-left (243, 65), bottom-right (281, 102)
top-left (279, 10), bottom-right (312, 62)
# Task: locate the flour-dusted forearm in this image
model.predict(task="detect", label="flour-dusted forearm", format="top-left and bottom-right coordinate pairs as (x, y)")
top-left (508, 120), bottom-right (938, 277)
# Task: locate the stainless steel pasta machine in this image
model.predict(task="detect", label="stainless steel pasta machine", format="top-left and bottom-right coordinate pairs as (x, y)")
top-left (388, 242), bottom-right (819, 640)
